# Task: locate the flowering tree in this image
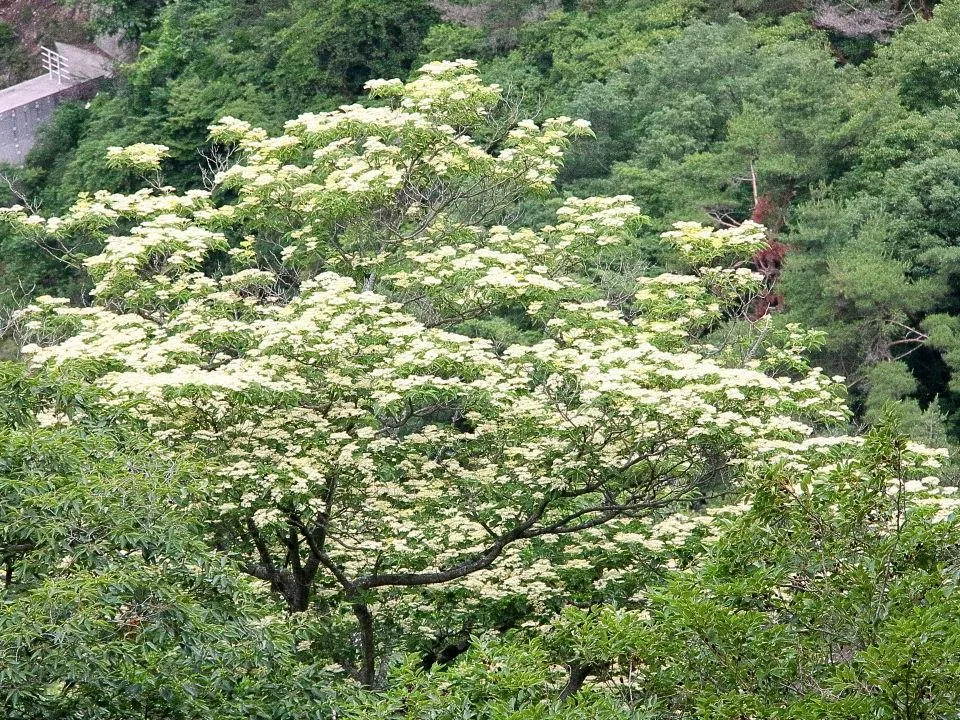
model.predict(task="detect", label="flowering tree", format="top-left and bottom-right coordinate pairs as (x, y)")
top-left (2, 60), bottom-right (849, 686)
top-left (341, 421), bottom-right (960, 717)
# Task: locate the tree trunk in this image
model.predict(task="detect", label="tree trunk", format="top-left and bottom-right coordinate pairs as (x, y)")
top-left (284, 578), bottom-right (311, 612)
top-left (559, 662), bottom-right (596, 700)
top-left (353, 602), bottom-right (377, 687)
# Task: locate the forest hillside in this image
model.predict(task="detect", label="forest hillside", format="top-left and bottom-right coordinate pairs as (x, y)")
top-left (2, 1), bottom-right (960, 717)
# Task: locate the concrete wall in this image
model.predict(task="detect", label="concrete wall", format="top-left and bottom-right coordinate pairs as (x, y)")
top-left (0, 78), bottom-right (101, 167)
top-left (56, 42), bottom-right (116, 81)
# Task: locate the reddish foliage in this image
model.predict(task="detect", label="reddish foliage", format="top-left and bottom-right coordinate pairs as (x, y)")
top-left (750, 292), bottom-right (784, 320)
top-left (751, 194), bottom-right (776, 225)
top-left (748, 194), bottom-right (789, 320)
top-left (754, 239), bottom-right (789, 283)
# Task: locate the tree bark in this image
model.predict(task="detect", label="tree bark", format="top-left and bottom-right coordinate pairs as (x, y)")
top-left (353, 602), bottom-right (377, 688)
top-left (422, 635), bottom-right (472, 671)
top-left (560, 662), bottom-right (598, 700)
top-left (283, 575), bottom-right (311, 612)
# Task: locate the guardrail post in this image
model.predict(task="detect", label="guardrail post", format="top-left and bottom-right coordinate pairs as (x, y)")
top-left (40, 46), bottom-right (72, 85)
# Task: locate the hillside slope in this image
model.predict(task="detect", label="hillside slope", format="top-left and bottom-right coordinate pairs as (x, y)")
top-left (0, 0), bottom-right (91, 85)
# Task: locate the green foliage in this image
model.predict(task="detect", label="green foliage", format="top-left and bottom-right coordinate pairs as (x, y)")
top-left (552, 16), bottom-right (854, 235)
top-left (863, 362), bottom-right (922, 423)
top-left (418, 22), bottom-right (491, 63)
top-left (4, 1), bottom-right (960, 715)
top-left (272, 0), bottom-right (439, 105)
top-left (874, 0), bottom-right (960, 112)
top-left (12, 0), bottom-right (441, 220)
top-left (780, 36), bottom-right (960, 440)
top-left (695, 0), bottom-right (809, 20)
top-left (356, 423), bottom-right (960, 717)
top-left (475, 0), bottom-right (697, 111)
top-left (0, 364), bottom-right (333, 718)
top-left (636, 423), bottom-right (960, 716)
top-left (325, 423), bottom-right (960, 717)
top-left (1, 62), bottom-right (853, 704)
top-left (77, 0), bottom-right (170, 38)
top-left (0, 22), bottom-right (34, 86)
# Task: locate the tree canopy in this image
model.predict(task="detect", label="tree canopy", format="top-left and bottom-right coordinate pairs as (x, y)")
top-left (3, 1), bottom-right (960, 716)
top-left (2, 60), bottom-right (960, 715)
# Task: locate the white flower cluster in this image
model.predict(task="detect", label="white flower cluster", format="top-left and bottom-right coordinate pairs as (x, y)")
top-left (106, 143), bottom-right (171, 172)
top-left (661, 220), bottom-right (768, 267)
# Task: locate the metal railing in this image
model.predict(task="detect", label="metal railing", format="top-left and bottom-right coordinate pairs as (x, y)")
top-left (40, 46), bottom-right (72, 85)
